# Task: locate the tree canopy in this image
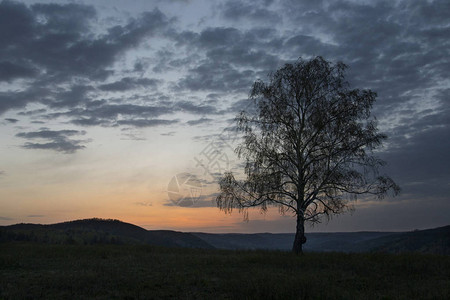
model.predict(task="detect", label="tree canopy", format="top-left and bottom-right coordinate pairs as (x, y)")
top-left (216, 56), bottom-right (400, 254)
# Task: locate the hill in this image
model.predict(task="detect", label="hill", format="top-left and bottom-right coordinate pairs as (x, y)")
top-left (0, 218), bottom-right (213, 249)
top-left (1, 219), bottom-right (448, 254)
top-left (361, 225), bottom-right (450, 255)
top-left (192, 231), bottom-right (395, 252)
top-left (193, 226), bottom-right (450, 255)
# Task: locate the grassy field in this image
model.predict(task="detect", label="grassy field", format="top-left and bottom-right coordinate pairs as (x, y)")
top-left (1, 242), bottom-right (449, 299)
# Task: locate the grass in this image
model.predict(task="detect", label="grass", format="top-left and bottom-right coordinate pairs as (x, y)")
top-left (1, 242), bottom-right (449, 299)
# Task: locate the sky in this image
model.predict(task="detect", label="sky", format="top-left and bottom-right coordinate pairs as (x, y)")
top-left (0, 0), bottom-right (449, 233)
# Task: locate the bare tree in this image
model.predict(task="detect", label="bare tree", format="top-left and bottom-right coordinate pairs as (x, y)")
top-left (216, 56), bottom-right (400, 254)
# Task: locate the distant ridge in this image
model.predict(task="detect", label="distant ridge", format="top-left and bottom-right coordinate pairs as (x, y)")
top-left (362, 225), bottom-right (450, 255)
top-left (1, 219), bottom-right (448, 254)
top-left (193, 226), bottom-right (449, 254)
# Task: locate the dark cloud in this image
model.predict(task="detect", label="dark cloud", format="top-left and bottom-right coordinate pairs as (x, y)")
top-left (176, 100), bottom-right (219, 114)
top-left (187, 117), bottom-right (213, 126)
top-left (160, 131), bottom-right (176, 136)
top-left (149, 49), bottom-right (177, 73)
top-left (27, 214), bottom-right (44, 218)
top-left (16, 129), bottom-right (89, 153)
top-left (176, 60), bottom-right (255, 92)
top-left (116, 119), bottom-right (178, 127)
top-left (48, 85), bottom-right (94, 108)
top-left (38, 98), bottom-right (220, 128)
top-left (198, 27), bottom-right (242, 48)
top-left (278, 0), bottom-right (450, 106)
top-left (17, 108), bottom-right (47, 116)
top-left (33, 6), bottom-right (166, 80)
top-left (120, 132), bottom-right (146, 141)
top-left (283, 34), bottom-right (335, 57)
top-left (98, 77), bottom-right (161, 92)
top-left (0, 61), bottom-right (36, 81)
top-left (70, 118), bottom-right (105, 127)
top-left (220, 0), bottom-right (279, 23)
top-left (31, 2), bottom-right (96, 31)
top-left (170, 25), bottom-right (282, 93)
top-left (21, 140), bottom-right (86, 153)
top-left (0, 86), bottom-right (51, 114)
top-left (4, 118), bottom-right (18, 123)
top-left (16, 129), bottom-right (83, 139)
top-left (206, 46), bottom-right (278, 70)
top-left (51, 103), bottom-right (174, 127)
top-left (382, 124), bottom-right (450, 194)
top-left (0, 1), bottom-right (170, 113)
top-left (0, 216), bottom-right (13, 220)
top-left (133, 60), bottom-right (147, 72)
top-left (226, 98), bottom-right (256, 114)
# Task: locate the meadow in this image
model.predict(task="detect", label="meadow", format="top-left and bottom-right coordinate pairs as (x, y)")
top-left (1, 242), bottom-right (449, 299)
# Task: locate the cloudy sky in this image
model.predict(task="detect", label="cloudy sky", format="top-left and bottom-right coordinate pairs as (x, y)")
top-left (0, 0), bottom-right (449, 233)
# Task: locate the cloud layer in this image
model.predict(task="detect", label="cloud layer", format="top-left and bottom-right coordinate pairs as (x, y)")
top-left (16, 129), bottom-right (89, 153)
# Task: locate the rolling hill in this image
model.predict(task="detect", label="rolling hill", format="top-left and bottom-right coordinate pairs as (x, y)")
top-left (0, 218), bottom-right (213, 249)
top-left (1, 218), bottom-right (448, 254)
top-left (193, 226), bottom-right (450, 254)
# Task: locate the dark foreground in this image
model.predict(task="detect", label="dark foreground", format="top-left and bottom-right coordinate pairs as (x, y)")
top-left (1, 243), bottom-right (449, 299)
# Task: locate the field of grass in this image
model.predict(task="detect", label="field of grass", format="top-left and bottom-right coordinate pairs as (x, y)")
top-left (1, 242), bottom-right (449, 299)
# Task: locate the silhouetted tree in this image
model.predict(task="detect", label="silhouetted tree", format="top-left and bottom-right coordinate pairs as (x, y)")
top-left (216, 56), bottom-right (400, 254)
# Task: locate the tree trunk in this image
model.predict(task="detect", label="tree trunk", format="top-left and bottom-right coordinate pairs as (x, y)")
top-left (292, 214), bottom-right (306, 255)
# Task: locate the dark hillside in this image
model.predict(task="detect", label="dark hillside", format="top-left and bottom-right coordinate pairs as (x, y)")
top-left (0, 218), bottom-right (213, 249)
top-left (193, 227), bottom-right (450, 254)
top-left (192, 233), bottom-right (294, 250)
top-left (361, 225), bottom-right (450, 255)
